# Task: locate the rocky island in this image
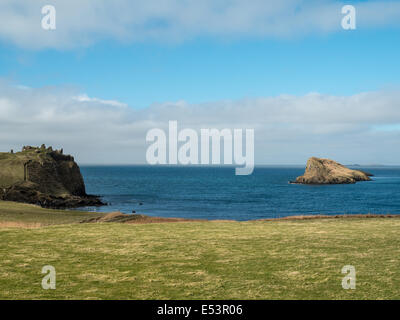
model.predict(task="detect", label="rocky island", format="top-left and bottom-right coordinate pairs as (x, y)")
top-left (0, 145), bottom-right (104, 208)
top-left (292, 157), bottom-right (372, 184)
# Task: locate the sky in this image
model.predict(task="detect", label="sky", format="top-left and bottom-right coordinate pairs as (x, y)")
top-left (0, 0), bottom-right (400, 165)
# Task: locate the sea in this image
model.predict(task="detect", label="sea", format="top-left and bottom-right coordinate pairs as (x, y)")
top-left (76, 166), bottom-right (400, 221)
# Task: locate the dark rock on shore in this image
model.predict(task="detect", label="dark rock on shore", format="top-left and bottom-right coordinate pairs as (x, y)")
top-left (0, 145), bottom-right (105, 208)
top-left (293, 157), bottom-right (372, 184)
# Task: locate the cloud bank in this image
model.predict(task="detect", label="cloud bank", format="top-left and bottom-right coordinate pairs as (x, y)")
top-left (0, 0), bottom-right (400, 49)
top-left (0, 81), bottom-right (399, 165)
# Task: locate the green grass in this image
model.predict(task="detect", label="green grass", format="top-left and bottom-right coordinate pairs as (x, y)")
top-left (1, 215), bottom-right (400, 299)
top-left (0, 200), bottom-right (105, 226)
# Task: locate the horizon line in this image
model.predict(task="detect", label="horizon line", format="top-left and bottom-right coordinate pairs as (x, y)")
top-left (78, 163), bottom-right (400, 167)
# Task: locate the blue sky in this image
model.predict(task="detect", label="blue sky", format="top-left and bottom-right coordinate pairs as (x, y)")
top-left (0, 0), bottom-right (400, 164)
top-left (1, 28), bottom-right (400, 108)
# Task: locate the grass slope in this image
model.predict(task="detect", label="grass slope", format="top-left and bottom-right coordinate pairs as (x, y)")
top-left (1, 216), bottom-right (400, 299)
top-left (0, 200), bottom-right (105, 226)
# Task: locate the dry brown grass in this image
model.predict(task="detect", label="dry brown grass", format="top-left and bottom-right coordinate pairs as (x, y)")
top-left (0, 221), bottom-right (43, 228)
top-left (82, 211), bottom-right (207, 224)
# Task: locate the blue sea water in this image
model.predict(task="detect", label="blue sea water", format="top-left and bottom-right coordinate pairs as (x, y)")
top-left (77, 166), bottom-right (400, 221)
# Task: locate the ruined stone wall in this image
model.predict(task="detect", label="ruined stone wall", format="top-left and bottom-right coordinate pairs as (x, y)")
top-left (26, 161), bottom-right (63, 195)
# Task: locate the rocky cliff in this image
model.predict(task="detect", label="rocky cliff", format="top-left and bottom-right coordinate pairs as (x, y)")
top-left (0, 145), bottom-right (104, 208)
top-left (293, 157), bottom-right (372, 184)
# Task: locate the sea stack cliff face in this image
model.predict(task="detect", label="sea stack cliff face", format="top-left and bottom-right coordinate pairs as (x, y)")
top-left (293, 157), bottom-right (372, 184)
top-left (0, 145), bottom-right (104, 208)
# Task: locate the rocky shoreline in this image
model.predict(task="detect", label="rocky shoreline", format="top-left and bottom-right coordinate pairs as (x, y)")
top-left (0, 182), bottom-right (104, 208)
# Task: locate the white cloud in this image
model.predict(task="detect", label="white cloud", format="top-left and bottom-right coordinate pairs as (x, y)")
top-left (0, 0), bottom-right (399, 49)
top-left (73, 94), bottom-right (128, 108)
top-left (0, 81), bottom-right (400, 165)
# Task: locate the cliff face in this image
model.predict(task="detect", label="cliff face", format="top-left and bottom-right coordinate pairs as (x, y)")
top-left (0, 146), bottom-right (104, 208)
top-left (293, 157), bottom-right (372, 184)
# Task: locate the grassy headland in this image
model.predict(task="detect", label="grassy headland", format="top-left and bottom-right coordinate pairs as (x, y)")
top-left (1, 200), bottom-right (400, 299)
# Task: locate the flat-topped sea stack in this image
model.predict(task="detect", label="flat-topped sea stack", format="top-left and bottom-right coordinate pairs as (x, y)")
top-left (293, 157), bottom-right (372, 185)
top-left (0, 145), bottom-right (104, 208)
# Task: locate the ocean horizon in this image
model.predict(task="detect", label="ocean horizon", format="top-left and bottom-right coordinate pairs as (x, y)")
top-left (76, 165), bottom-right (400, 221)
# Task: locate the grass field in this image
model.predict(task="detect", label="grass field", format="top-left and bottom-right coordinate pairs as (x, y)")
top-left (0, 201), bottom-right (105, 227)
top-left (1, 200), bottom-right (400, 299)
